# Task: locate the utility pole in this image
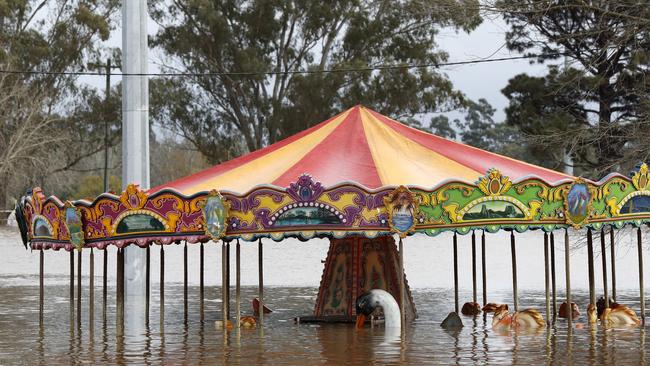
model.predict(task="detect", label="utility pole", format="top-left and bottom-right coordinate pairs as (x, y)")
top-left (88, 58), bottom-right (120, 192)
top-left (122, 0), bottom-right (149, 329)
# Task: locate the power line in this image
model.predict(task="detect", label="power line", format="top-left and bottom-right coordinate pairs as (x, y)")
top-left (0, 53), bottom-right (563, 78)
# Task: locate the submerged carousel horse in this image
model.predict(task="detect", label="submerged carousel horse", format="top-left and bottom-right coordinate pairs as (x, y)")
top-left (355, 289), bottom-right (401, 330)
top-left (461, 302), bottom-right (482, 316)
top-left (587, 304), bottom-right (597, 324)
top-left (600, 304), bottom-right (641, 326)
top-left (215, 315), bottom-right (259, 330)
top-left (558, 301), bottom-right (580, 319)
top-left (482, 303), bottom-right (508, 313)
top-left (492, 305), bottom-right (545, 330)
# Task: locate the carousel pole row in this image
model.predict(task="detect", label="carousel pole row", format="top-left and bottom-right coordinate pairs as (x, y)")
top-left (600, 228), bottom-right (609, 308)
top-left (200, 242), bottom-right (205, 321)
top-left (471, 231), bottom-right (477, 304)
top-left (258, 238), bottom-right (264, 327)
top-left (39, 249), bottom-right (44, 327)
top-left (481, 231), bottom-right (487, 306)
top-left (544, 232), bottom-right (550, 325)
top-left (550, 232), bottom-right (557, 323)
top-left (236, 239), bottom-right (241, 328)
top-left (89, 248), bottom-right (94, 332)
top-left (453, 232), bottom-right (459, 314)
top-left (564, 229), bottom-right (572, 326)
top-left (637, 227), bottom-right (645, 325)
top-left (587, 228), bottom-right (596, 307)
top-left (510, 231), bottom-right (518, 312)
top-left (160, 245), bottom-right (165, 328)
top-left (398, 237), bottom-right (406, 328)
top-left (610, 228), bottom-right (617, 302)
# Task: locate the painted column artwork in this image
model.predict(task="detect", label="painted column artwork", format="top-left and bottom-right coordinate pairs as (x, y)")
top-left (314, 235), bottom-right (417, 320)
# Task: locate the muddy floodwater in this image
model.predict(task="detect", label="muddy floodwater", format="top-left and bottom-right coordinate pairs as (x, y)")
top-left (1, 227), bottom-right (649, 364)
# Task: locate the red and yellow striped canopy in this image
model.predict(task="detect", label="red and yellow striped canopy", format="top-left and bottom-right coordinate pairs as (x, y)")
top-left (155, 106), bottom-right (571, 194)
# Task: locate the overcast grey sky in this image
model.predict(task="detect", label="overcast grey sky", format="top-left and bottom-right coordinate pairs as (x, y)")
top-left (83, 12), bottom-right (547, 125)
top-left (437, 16), bottom-right (546, 122)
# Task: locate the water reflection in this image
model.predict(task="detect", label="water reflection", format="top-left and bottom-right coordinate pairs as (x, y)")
top-left (2, 284), bottom-right (649, 365)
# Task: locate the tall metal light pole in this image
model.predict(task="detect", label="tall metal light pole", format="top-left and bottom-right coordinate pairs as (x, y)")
top-left (122, 0), bottom-right (149, 327)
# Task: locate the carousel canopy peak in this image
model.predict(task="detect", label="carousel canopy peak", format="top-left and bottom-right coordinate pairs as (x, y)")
top-left (151, 105), bottom-right (573, 195)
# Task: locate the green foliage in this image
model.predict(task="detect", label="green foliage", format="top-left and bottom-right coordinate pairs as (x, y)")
top-left (0, 1), bottom-right (120, 207)
top-left (149, 0), bottom-right (482, 160)
top-left (494, 0), bottom-right (650, 178)
top-left (68, 175), bottom-right (121, 200)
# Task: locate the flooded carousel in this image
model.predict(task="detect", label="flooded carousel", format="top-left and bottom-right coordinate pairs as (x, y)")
top-left (15, 105), bottom-right (650, 334)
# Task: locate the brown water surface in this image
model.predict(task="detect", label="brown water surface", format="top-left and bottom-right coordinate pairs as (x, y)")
top-left (0, 281), bottom-right (648, 365)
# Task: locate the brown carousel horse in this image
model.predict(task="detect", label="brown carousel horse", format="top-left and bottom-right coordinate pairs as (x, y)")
top-left (492, 305), bottom-right (545, 330)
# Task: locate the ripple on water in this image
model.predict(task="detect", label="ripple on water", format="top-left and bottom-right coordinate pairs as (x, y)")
top-left (0, 283), bottom-right (648, 365)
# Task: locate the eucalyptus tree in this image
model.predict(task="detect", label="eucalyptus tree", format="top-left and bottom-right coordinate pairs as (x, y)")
top-left (491, 0), bottom-right (650, 177)
top-left (149, 0), bottom-right (482, 163)
top-left (0, 0), bottom-right (120, 207)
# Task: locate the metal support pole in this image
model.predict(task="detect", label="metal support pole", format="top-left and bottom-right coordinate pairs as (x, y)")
top-left (510, 231), bottom-right (518, 311)
top-left (77, 250), bottom-right (82, 327)
top-left (638, 227), bottom-right (645, 325)
top-left (453, 232), bottom-right (459, 314)
top-left (258, 238), bottom-right (264, 326)
top-left (70, 250), bottom-right (74, 323)
top-left (222, 242), bottom-right (227, 322)
top-left (226, 241), bottom-right (231, 319)
top-left (481, 231), bottom-right (487, 306)
top-left (544, 232), bottom-right (550, 325)
top-left (611, 228), bottom-right (617, 302)
top-left (236, 240), bottom-right (241, 328)
top-left (122, 0), bottom-right (150, 324)
top-left (145, 245), bottom-right (150, 322)
top-left (184, 242), bottom-right (188, 321)
top-left (587, 229), bottom-right (595, 306)
top-left (600, 228), bottom-right (609, 308)
top-left (565, 229), bottom-right (572, 326)
top-left (550, 232), bottom-right (557, 322)
top-left (160, 245), bottom-right (165, 326)
top-left (116, 248), bottom-right (124, 332)
top-left (398, 237), bottom-right (406, 328)
top-left (39, 249), bottom-right (44, 327)
top-left (89, 248), bottom-right (94, 331)
top-left (200, 242), bottom-right (204, 321)
top-left (103, 248), bottom-right (107, 323)
top-left (471, 231), bottom-right (477, 304)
